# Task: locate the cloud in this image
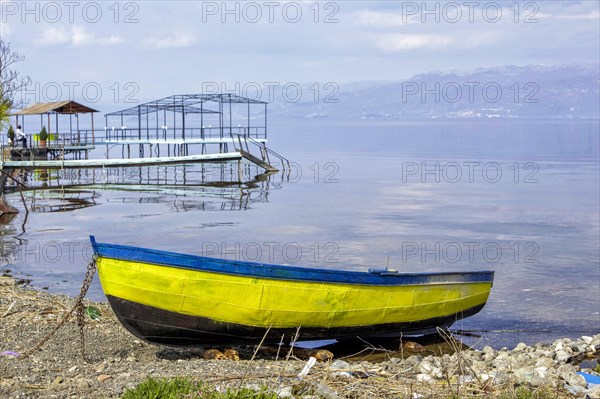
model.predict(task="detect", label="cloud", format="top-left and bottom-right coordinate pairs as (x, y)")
top-left (71, 26), bottom-right (93, 46)
top-left (0, 23), bottom-right (12, 38)
top-left (373, 34), bottom-right (454, 51)
top-left (34, 26), bottom-right (124, 47)
top-left (353, 10), bottom-right (413, 26)
top-left (556, 9), bottom-right (600, 20)
top-left (537, 8), bottom-right (599, 20)
top-left (34, 27), bottom-right (69, 45)
top-left (143, 34), bottom-right (196, 49)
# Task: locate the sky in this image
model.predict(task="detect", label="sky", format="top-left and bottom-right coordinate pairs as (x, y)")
top-left (1, 0), bottom-right (599, 111)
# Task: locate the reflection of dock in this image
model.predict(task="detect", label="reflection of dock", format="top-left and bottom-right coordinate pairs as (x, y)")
top-left (3, 163), bottom-right (284, 213)
top-left (30, 189), bottom-right (97, 213)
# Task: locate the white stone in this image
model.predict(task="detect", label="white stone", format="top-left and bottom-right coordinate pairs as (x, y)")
top-left (534, 366), bottom-right (548, 378)
top-left (557, 363), bottom-right (577, 377)
top-left (555, 342), bottom-right (563, 351)
top-left (276, 386), bottom-right (293, 398)
top-left (514, 342), bottom-right (528, 352)
top-left (555, 350), bottom-right (571, 363)
top-left (330, 360), bottom-right (350, 370)
top-left (416, 373), bottom-right (433, 383)
top-left (587, 386), bottom-right (600, 399)
top-left (417, 361), bottom-right (434, 374)
top-left (565, 373), bottom-right (587, 389)
top-left (581, 336), bottom-right (593, 344)
top-left (535, 357), bottom-right (555, 369)
top-left (514, 367), bottom-right (533, 382)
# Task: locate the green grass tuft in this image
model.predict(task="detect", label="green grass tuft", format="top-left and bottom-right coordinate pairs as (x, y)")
top-left (121, 377), bottom-right (279, 399)
top-left (497, 385), bottom-right (556, 399)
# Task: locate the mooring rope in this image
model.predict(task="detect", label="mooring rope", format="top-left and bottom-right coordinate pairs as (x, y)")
top-left (20, 258), bottom-right (97, 362)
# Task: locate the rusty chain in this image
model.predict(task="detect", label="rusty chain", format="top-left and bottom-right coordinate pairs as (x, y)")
top-left (20, 257), bottom-right (97, 361)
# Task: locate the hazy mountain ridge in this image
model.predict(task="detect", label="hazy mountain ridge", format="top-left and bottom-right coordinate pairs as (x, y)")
top-left (269, 63), bottom-right (600, 119)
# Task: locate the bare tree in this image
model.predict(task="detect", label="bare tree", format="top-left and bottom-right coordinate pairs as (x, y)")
top-left (0, 39), bottom-right (31, 127)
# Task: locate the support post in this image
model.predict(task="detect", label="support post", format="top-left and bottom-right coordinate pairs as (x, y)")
top-left (182, 99), bottom-right (186, 141)
top-left (137, 107), bottom-right (141, 140)
top-left (91, 113), bottom-right (94, 146)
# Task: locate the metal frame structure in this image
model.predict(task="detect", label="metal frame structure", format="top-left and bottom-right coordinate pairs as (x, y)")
top-left (104, 94), bottom-right (268, 144)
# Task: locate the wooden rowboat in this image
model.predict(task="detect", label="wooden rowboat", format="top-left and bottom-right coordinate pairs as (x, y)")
top-left (91, 237), bottom-right (494, 346)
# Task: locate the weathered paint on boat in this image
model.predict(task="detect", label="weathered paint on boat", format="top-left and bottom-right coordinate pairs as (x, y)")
top-left (90, 237), bottom-right (494, 346)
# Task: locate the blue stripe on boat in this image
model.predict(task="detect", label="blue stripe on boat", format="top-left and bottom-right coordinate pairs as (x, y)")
top-left (90, 236), bottom-right (494, 286)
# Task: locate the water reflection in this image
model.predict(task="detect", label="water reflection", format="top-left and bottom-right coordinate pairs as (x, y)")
top-left (1, 162), bottom-right (281, 215)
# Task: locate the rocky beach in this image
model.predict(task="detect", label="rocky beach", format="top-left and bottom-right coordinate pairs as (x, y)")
top-left (1, 277), bottom-right (599, 399)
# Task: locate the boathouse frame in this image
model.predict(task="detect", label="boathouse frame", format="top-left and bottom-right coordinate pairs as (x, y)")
top-left (13, 101), bottom-right (98, 147)
top-left (103, 94), bottom-right (268, 151)
top-left (1, 94), bottom-right (288, 172)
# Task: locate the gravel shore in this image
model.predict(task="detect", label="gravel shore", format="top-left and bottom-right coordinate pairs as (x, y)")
top-left (1, 278), bottom-right (599, 399)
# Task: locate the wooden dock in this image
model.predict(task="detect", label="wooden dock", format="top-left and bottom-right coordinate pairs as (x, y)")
top-left (96, 138), bottom-right (267, 145)
top-left (0, 152), bottom-right (243, 170)
top-left (7, 145), bottom-right (95, 161)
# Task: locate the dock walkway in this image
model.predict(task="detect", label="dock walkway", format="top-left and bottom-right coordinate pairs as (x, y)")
top-left (1, 152), bottom-right (243, 169)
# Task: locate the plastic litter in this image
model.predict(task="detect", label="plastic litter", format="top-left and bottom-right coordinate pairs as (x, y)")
top-left (1, 351), bottom-right (20, 358)
top-left (297, 356), bottom-right (317, 379)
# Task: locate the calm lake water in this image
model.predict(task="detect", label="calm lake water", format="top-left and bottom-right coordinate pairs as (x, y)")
top-left (1, 119), bottom-right (599, 348)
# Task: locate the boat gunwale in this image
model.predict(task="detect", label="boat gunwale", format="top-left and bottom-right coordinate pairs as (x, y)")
top-left (90, 236), bottom-right (495, 286)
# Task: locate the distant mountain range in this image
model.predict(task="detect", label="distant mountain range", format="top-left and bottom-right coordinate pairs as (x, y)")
top-left (268, 63), bottom-right (600, 119)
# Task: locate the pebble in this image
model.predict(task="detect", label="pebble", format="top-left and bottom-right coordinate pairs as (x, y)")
top-left (97, 374), bottom-right (112, 382)
top-left (416, 373), bottom-right (433, 383)
top-left (276, 386), bottom-right (293, 398)
top-left (513, 342), bottom-right (527, 352)
top-left (76, 378), bottom-right (90, 390)
top-left (588, 386), bottom-right (600, 398)
top-left (555, 349), bottom-right (571, 363)
top-left (330, 359), bottom-right (350, 370)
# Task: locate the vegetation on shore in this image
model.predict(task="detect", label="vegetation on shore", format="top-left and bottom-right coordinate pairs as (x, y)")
top-left (121, 376), bottom-right (563, 399)
top-left (122, 377), bottom-right (278, 399)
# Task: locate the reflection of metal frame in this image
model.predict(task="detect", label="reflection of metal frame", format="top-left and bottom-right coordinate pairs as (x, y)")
top-left (29, 189), bottom-right (98, 213)
top-left (3, 164), bottom-right (284, 213)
